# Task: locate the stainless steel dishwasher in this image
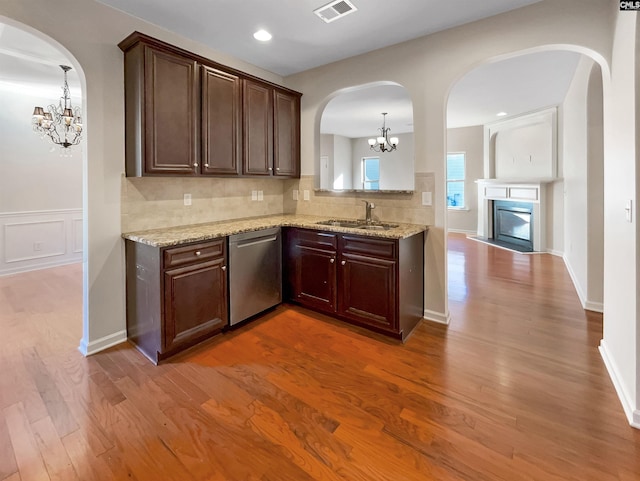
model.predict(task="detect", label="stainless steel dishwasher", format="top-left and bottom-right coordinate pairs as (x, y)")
top-left (228, 227), bottom-right (282, 326)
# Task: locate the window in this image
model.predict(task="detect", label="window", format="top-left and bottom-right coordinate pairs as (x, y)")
top-left (362, 157), bottom-right (380, 191)
top-left (447, 152), bottom-right (465, 208)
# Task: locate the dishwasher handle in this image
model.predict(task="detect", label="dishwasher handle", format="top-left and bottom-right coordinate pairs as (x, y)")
top-left (232, 235), bottom-right (278, 249)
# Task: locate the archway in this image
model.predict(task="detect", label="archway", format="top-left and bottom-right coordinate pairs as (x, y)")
top-left (444, 45), bottom-right (606, 314)
top-left (0, 17), bottom-right (88, 347)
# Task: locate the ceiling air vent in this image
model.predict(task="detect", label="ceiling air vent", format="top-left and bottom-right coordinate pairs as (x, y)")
top-left (314, 0), bottom-right (358, 24)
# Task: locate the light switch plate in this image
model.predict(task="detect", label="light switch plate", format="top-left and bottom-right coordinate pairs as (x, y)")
top-left (422, 192), bottom-right (432, 206)
top-left (257, 190), bottom-right (264, 201)
top-left (251, 190), bottom-right (258, 201)
top-left (183, 193), bottom-right (192, 206)
top-left (303, 190), bottom-right (310, 201)
top-left (625, 199), bottom-right (633, 223)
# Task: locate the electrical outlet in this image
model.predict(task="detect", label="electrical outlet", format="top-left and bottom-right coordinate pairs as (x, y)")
top-left (33, 241), bottom-right (43, 252)
top-left (293, 189), bottom-right (299, 201)
top-left (257, 190), bottom-right (264, 201)
top-left (422, 192), bottom-right (432, 206)
top-left (303, 190), bottom-right (310, 201)
top-left (183, 193), bottom-right (192, 206)
top-left (251, 190), bottom-right (258, 201)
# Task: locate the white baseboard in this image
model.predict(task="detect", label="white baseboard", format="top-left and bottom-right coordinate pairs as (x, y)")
top-left (0, 258), bottom-right (81, 277)
top-left (447, 228), bottom-right (476, 235)
top-left (423, 309), bottom-right (450, 325)
top-left (546, 248), bottom-right (563, 257)
top-left (78, 330), bottom-right (127, 356)
top-left (599, 340), bottom-right (640, 429)
top-left (562, 254), bottom-right (603, 313)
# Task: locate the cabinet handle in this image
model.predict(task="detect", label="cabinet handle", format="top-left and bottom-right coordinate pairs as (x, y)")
top-left (341, 260), bottom-right (346, 266)
top-left (221, 265), bottom-right (226, 271)
top-left (329, 258), bottom-right (335, 264)
top-left (193, 163), bottom-right (199, 167)
top-left (195, 251), bottom-right (201, 256)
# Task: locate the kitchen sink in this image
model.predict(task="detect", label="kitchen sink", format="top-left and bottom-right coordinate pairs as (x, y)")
top-left (316, 219), bottom-right (365, 228)
top-left (357, 223), bottom-right (398, 230)
top-left (316, 220), bottom-right (398, 230)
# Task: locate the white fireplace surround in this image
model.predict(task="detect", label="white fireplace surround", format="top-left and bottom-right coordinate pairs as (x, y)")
top-left (476, 179), bottom-right (554, 252)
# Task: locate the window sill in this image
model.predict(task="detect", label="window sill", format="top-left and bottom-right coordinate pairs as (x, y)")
top-left (448, 207), bottom-right (470, 212)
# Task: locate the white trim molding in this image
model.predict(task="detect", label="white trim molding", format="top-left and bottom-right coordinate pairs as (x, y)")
top-left (599, 340), bottom-right (640, 429)
top-left (563, 254), bottom-right (604, 313)
top-left (0, 209), bottom-right (82, 276)
top-left (78, 329), bottom-right (127, 356)
top-left (447, 228), bottom-right (476, 235)
top-left (424, 309), bottom-right (451, 325)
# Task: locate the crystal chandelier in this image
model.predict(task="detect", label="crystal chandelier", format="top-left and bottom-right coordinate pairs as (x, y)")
top-left (32, 65), bottom-right (83, 149)
top-left (367, 112), bottom-right (399, 153)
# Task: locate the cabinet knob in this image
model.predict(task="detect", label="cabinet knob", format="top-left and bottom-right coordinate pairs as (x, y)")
top-left (193, 163), bottom-right (199, 167)
top-left (268, 167), bottom-right (272, 171)
top-left (204, 163), bottom-right (209, 168)
top-left (221, 265), bottom-right (227, 271)
top-left (195, 251), bottom-right (201, 256)
top-left (276, 167), bottom-right (280, 171)
top-left (341, 260), bottom-right (346, 266)
top-left (329, 258), bottom-right (335, 264)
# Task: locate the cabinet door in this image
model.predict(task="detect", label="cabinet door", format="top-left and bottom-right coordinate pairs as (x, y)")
top-left (243, 80), bottom-right (273, 175)
top-left (338, 253), bottom-right (397, 331)
top-left (144, 47), bottom-right (199, 175)
top-left (163, 258), bottom-right (227, 353)
top-left (294, 245), bottom-right (337, 313)
top-left (201, 66), bottom-right (242, 175)
top-left (273, 89), bottom-right (300, 177)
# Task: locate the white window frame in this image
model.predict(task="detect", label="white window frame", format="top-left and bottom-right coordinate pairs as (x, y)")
top-left (361, 156), bottom-right (380, 191)
top-left (447, 152), bottom-right (466, 210)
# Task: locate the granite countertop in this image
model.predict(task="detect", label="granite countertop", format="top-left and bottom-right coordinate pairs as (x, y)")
top-left (122, 214), bottom-right (428, 247)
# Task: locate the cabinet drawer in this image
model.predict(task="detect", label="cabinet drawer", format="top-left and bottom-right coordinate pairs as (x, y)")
top-left (341, 235), bottom-right (396, 260)
top-left (296, 229), bottom-right (338, 250)
top-left (163, 239), bottom-right (225, 268)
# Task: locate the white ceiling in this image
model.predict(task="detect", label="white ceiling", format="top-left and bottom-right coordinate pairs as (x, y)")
top-left (0, 23), bottom-right (81, 100)
top-left (95, 0), bottom-right (543, 76)
top-left (0, 0), bottom-right (581, 135)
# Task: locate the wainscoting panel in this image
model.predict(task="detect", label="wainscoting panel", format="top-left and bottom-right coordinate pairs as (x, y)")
top-left (0, 209), bottom-right (83, 276)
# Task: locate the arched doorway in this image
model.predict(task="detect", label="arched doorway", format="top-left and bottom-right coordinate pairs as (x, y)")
top-left (0, 18), bottom-right (87, 347)
top-left (444, 46), bottom-right (605, 315)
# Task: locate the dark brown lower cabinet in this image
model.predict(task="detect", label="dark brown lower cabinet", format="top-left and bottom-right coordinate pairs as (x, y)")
top-left (284, 228), bottom-right (424, 340)
top-left (126, 238), bottom-right (228, 363)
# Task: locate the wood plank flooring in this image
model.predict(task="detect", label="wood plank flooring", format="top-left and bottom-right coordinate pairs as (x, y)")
top-left (1, 234), bottom-right (639, 480)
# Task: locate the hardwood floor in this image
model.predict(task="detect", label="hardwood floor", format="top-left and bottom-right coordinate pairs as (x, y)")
top-left (1, 235), bottom-right (639, 480)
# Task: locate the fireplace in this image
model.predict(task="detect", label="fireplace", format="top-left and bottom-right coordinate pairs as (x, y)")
top-left (493, 200), bottom-right (534, 251)
top-left (476, 180), bottom-right (550, 253)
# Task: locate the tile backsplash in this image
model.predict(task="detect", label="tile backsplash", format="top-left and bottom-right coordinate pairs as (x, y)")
top-left (121, 173), bottom-right (434, 233)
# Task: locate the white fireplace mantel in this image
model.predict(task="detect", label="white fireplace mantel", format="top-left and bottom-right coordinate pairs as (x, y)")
top-left (475, 179), bottom-right (557, 252)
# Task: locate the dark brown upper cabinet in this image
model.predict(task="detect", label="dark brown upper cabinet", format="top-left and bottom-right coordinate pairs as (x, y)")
top-left (119, 32), bottom-right (301, 178)
top-left (243, 79), bottom-right (273, 176)
top-left (202, 66), bottom-right (242, 175)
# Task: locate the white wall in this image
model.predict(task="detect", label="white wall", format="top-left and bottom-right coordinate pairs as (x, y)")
top-left (350, 132), bottom-right (414, 190)
top-left (446, 126), bottom-right (483, 233)
top-left (561, 55), bottom-right (604, 312)
top-left (333, 134), bottom-right (352, 189)
top-left (0, 78), bottom-right (84, 275)
top-left (599, 9), bottom-right (639, 428)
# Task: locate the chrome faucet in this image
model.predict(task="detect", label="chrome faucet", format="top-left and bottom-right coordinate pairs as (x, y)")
top-left (363, 200), bottom-right (375, 223)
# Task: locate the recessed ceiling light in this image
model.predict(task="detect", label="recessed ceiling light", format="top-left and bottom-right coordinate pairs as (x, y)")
top-left (253, 30), bottom-right (272, 42)
top-left (497, 112), bottom-right (508, 117)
